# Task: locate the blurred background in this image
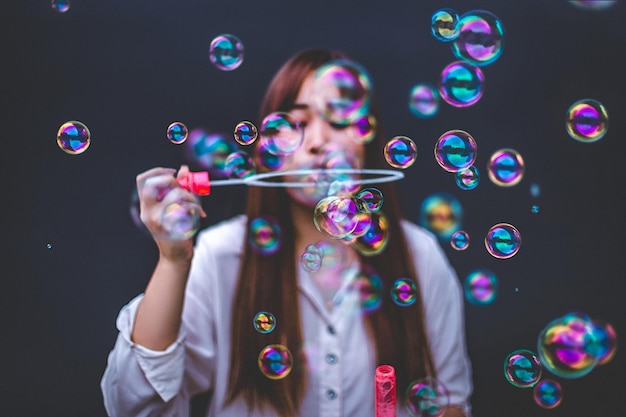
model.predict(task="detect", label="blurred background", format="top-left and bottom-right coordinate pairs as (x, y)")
top-left (2, 0), bottom-right (625, 416)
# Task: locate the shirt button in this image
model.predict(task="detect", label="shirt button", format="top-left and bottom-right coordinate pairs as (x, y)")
top-left (326, 353), bottom-right (338, 364)
top-left (326, 389), bottom-right (337, 400)
top-left (327, 325), bottom-right (336, 335)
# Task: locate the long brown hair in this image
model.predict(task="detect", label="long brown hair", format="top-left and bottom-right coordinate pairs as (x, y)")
top-left (226, 48), bottom-right (435, 416)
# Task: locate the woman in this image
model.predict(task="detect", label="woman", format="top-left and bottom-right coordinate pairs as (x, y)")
top-left (101, 48), bottom-right (472, 417)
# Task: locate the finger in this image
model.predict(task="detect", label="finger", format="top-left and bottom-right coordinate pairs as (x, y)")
top-left (140, 174), bottom-right (180, 204)
top-left (136, 167), bottom-right (176, 189)
top-left (159, 187), bottom-right (200, 207)
top-left (176, 165), bottom-right (190, 181)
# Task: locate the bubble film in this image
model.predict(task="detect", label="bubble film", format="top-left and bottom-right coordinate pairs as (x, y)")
top-left (450, 230), bottom-right (469, 250)
top-left (351, 211), bottom-right (389, 256)
top-left (313, 59), bottom-right (372, 125)
top-left (409, 84), bottom-right (440, 118)
top-left (301, 244), bottom-right (323, 272)
top-left (183, 129), bottom-right (236, 177)
top-left (533, 379), bottom-right (563, 409)
top-left (504, 349), bottom-right (542, 388)
top-left (419, 193), bottom-right (463, 242)
top-left (253, 311), bottom-right (276, 334)
top-left (260, 112), bottom-right (304, 156)
top-left (431, 8), bottom-right (460, 42)
top-left (258, 344), bottom-right (293, 380)
top-left (356, 188), bottom-right (384, 213)
top-left (565, 99), bottom-right (608, 143)
top-left (167, 122), bottom-right (188, 144)
top-left (537, 313), bottom-right (600, 378)
top-left (160, 202), bottom-right (201, 240)
top-left (455, 166), bottom-right (480, 190)
top-left (464, 269), bottom-right (498, 305)
top-left (209, 34), bottom-right (244, 71)
top-left (405, 376), bottom-right (450, 417)
top-left (451, 10), bottom-right (505, 66)
top-left (384, 136), bottom-right (418, 169)
top-left (485, 223), bottom-right (521, 259)
top-left (439, 61), bottom-right (485, 107)
top-left (434, 130), bottom-right (477, 172)
top-left (225, 150), bottom-right (255, 178)
top-left (57, 121), bottom-right (91, 155)
top-left (391, 278), bottom-right (417, 307)
top-left (51, 0), bottom-right (70, 13)
top-left (233, 120), bottom-right (258, 145)
top-left (248, 216), bottom-right (281, 255)
top-left (487, 148), bottom-right (524, 186)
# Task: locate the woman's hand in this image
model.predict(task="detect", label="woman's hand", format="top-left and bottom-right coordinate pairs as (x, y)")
top-left (135, 165), bottom-right (206, 263)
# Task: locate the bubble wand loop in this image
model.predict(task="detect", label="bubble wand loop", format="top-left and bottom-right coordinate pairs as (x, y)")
top-left (375, 364), bottom-right (397, 417)
top-left (176, 168), bottom-right (405, 195)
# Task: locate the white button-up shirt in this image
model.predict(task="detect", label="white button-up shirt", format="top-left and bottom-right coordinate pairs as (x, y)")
top-left (101, 215), bottom-right (472, 416)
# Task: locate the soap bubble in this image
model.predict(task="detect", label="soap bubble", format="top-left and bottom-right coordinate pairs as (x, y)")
top-left (209, 34), bottom-right (244, 71)
top-left (384, 136), bottom-right (418, 169)
top-left (406, 376), bottom-right (450, 417)
top-left (314, 196), bottom-right (360, 239)
top-left (455, 166), bottom-right (480, 190)
top-left (533, 379), bottom-right (563, 409)
top-left (167, 122), bottom-right (188, 144)
top-left (258, 344), bottom-right (293, 380)
top-left (569, 0), bottom-right (616, 10)
top-left (249, 216), bottom-right (281, 255)
top-left (355, 188), bottom-right (384, 213)
top-left (586, 320), bottom-right (618, 365)
top-left (253, 311), bottom-right (276, 334)
top-left (349, 115), bottom-right (377, 144)
top-left (485, 223), bottom-right (521, 259)
top-left (451, 10), bottom-right (505, 66)
top-left (391, 278), bottom-right (417, 306)
top-left (434, 130), bottom-right (477, 172)
top-left (183, 129), bottom-right (236, 177)
top-left (439, 61), bottom-right (485, 107)
top-left (419, 193), bottom-right (463, 242)
top-left (301, 244), bottom-right (323, 272)
top-left (409, 84), bottom-right (440, 118)
top-left (464, 269), bottom-right (498, 305)
top-left (313, 59), bottom-right (372, 125)
top-left (487, 148), bottom-right (524, 186)
top-left (51, 0), bottom-right (70, 13)
top-left (450, 230), bottom-right (469, 250)
top-left (565, 99), bottom-right (608, 143)
top-left (353, 265), bottom-right (383, 313)
top-left (351, 211), bottom-right (389, 256)
top-left (260, 112), bottom-right (304, 156)
top-left (504, 349), bottom-right (542, 388)
top-left (431, 8), bottom-right (460, 42)
top-left (234, 121), bottom-right (258, 145)
top-left (160, 202), bottom-right (201, 240)
top-left (57, 121), bottom-right (90, 155)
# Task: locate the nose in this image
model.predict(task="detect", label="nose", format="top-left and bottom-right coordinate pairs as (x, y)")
top-left (303, 116), bottom-right (332, 156)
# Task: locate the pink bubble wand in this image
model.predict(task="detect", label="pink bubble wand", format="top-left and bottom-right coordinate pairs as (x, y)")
top-left (375, 364), bottom-right (396, 417)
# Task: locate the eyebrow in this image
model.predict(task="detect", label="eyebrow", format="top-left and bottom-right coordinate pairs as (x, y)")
top-left (289, 103), bottom-right (310, 111)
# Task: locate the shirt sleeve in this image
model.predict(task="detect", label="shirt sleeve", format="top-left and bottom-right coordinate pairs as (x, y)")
top-left (403, 221), bottom-right (474, 416)
top-left (100, 228), bottom-right (220, 416)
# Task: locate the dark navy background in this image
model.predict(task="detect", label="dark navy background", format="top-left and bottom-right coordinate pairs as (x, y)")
top-left (3, 1), bottom-right (625, 416)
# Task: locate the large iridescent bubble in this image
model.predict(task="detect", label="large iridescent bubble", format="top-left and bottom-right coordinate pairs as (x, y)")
top-left (405, 376), bottom-right (450, 417)
top-left (57, 121), bottom-right (91, 155)
top-left (586, 320), bottom-right (618, 365)
top-left (464, 269), bottom-right (498, 305)
top-left (434, 130), bottom-right (477, 172)
top-left (248, 216), bottom-right (281, 255)
top-left (431, 8), bottom-right (460, 42)
top-left (537, 313), bottom-right (601, 378)
top-left (260, 112), bottom-right (304, 156)
top-left (225, 150), bottom-right (255, 178)
top-left (419, 193), bottom-right (463, 242)
top-left (503, 349), bottom-right (542, 388)
top-left (314, 196), bottom-right (360, 239)
top-left (409, 84), bottom-right (440, 118)
top-left (565, 99), bottom-right (608, 143)
top-left (439, 61), bottom-right (485, 107)
top-left (451, 10), bottom-right (505, 66)
top-left (160, 202), bottom-right (201, 240)
top-left (533, 379), bottom-right (563, 409)
top-left (485, 223), bottom-right (521, 259)
top-left (352, 211), bottom-right (389, 256)
top-left (487, 148), bottom-right (525, 186)
top-left (384, 136), bottom-right (418, 169)
top-left (209, 34), bottom-right (244, 71)
top-left (258, 344), bottom-right (293, 380)
top-left (313, 59), bottom-right (372, 125)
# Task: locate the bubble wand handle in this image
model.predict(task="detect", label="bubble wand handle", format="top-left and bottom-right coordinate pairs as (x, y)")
top-left (375, 364), bottom-right (396, 417)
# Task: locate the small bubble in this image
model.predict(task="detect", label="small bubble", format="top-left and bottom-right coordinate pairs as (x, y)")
top-left (258, 344), bottom-right (293, 380)
top-left (233, 121), bottom-right (258, 145)
top-left (439, 61), bottom-right (485, 107)
top-left (391, 278), bottom-right (417, 306)
top-left (57, 121), bottom-right (90, 155)
top-left (431, 8), bottom-right (460, 42)
top-left (485, 223), bottom-right (521, 259)
top-left (51, 0), bottom-right (70, 13)
top-left (434, 130), bottom-right (477, 172)
top-left (504, 349), bottom-right (542, 388)
top-left (253, 312), bottom-right (276, 334)
top-left (209, 34), bottom-right (244, 71)
top-left (566, 99), bottom-right (608, 143)
top-left (167, 122), bottom-right (188, 144)
top-left (384, 136), bottom-right (417, 169)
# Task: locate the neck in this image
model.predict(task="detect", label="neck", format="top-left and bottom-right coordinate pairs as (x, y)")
top-left (290, 201), bottom-right (327, 253)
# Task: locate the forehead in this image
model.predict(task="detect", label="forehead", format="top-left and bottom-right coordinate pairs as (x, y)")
top-left (294, 72), bottom-right (317, 104)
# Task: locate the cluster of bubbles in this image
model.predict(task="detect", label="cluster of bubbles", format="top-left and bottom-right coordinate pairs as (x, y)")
top-left (450, 230), bottom-right (469, 250)
top-left (233, 121), bottom-right (259, 146)
top-left (384, 136), bottom-right (418, 169)
top-left (537, 312), bottom-right (617, 378)
top-left (464, 269), bottom-right (498, 305)
top-left (565, 98), bottom-right (609, 143)
top-left (209, 34), bottom-right (244, 71)
top-left (57, 121), bottom-right (91, 155)
top-left (248, 216), bottom-right (281, 255)
top-left (485, 223), bottom-right (521, 259)
top-left (504, 349), bottom-right (543, 388)
top-left (405, 376), bottom-right (450, 417)
top-left (167, 122), bottom-right (189, 144)
top-left (390, 278), bottom-right (417, 306)
top-left (258, 344), bottom-right (293, 380)
top-left (253, 311), bottom-right (276, 334)
top-left (487, 148), bottom-right (524, 186)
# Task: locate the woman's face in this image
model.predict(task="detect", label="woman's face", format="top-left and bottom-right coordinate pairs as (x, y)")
top-left (280, 72), bottom-right (366, 207)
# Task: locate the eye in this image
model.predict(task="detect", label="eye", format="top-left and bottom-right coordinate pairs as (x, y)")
top-left (328, 121), bottom-right (350, 130)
